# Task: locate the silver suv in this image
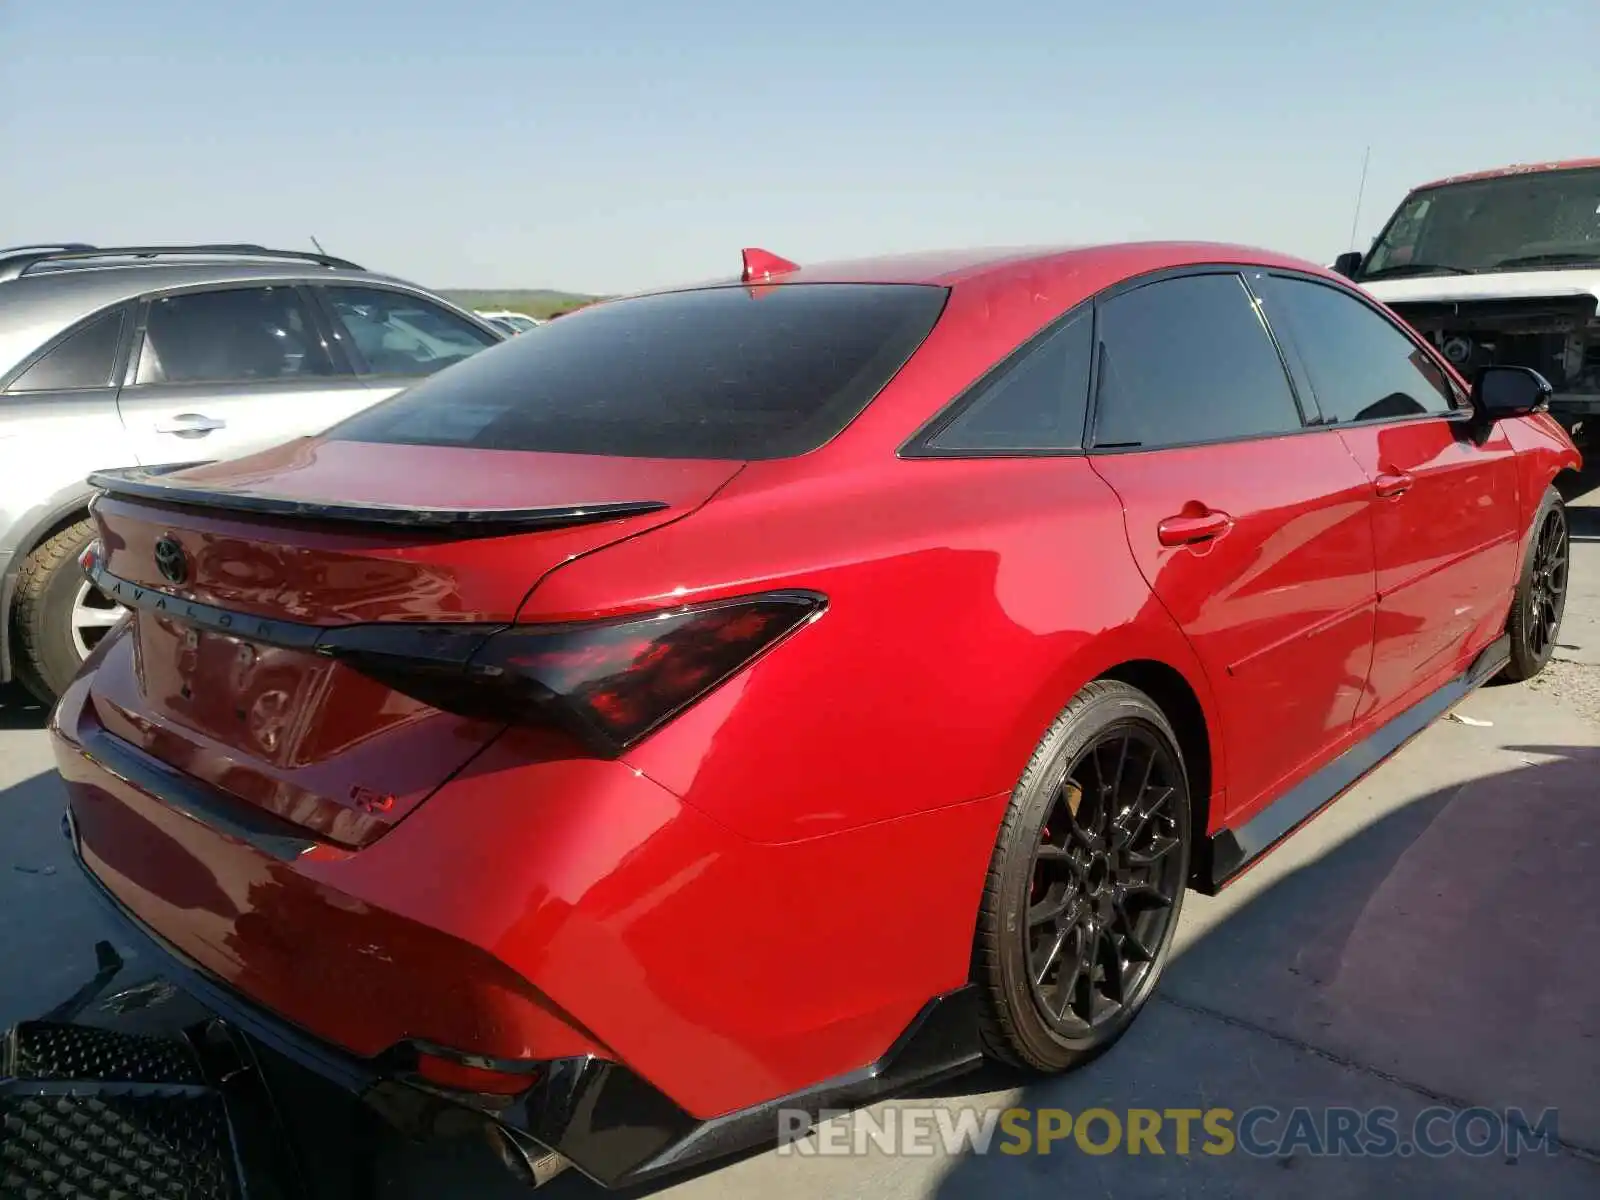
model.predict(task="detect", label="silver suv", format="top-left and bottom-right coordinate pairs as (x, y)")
top-left (0, 243), bottom-right (504, 701)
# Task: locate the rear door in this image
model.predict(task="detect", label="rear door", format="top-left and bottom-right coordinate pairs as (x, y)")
top-left (1256, 272), bottom-right (1522, 720)
top-left (0, 304), bottom-right (134, 479)
top-left (313, 284), bottom-right (502, 405)
top-left (1086, 270), bottom-right (1379, 823)
top-left (115, 283), bottom-right (376, 466)
top-left (0, 300), bottom-right (135, 535)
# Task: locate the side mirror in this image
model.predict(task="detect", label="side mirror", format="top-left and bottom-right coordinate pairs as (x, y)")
top-left (1332, 251), bottom-right (1363, 279)
top-left (1471, 365), bottom-right (1553, 420)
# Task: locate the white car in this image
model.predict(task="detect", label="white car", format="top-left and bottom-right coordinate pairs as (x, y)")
top-left (475, 309), bottom-right (542, 334)
top-left (0, 243), bottom-right (506, 700)
top-left (1335, 157), bottom-right (1600, 444)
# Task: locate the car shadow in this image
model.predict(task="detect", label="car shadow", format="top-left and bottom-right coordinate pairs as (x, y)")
top-left (0, 682), bottom-right (48, 730)
top-left (3, 748), bottom-right (1598, 1198)
top-left (0, 762), bottom-right (126, 1027)
top-left (920, 746), bottom-right (1600, 1200)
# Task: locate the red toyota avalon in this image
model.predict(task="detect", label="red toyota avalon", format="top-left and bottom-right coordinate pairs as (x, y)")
top-left (54, 243), bottom-right (1578, 1188)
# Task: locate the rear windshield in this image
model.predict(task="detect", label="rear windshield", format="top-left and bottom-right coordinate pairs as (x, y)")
top-left (328, 282), bottom-right (948, 460)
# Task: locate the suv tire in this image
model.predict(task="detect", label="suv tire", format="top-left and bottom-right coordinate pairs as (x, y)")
top-left (12, 518), bottom-right (110, 703)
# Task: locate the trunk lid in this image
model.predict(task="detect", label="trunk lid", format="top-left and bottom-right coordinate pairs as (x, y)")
top-left (84, 437), bottom-right (741, 846)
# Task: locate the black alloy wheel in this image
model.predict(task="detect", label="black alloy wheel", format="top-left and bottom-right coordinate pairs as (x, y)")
top-left (1025, 725), bottom-right (1186, 1036)
top-left (975, 679), bottom-right (1192, 1072)
top-left (1504, 487), bottom-right (1570, 682)
top-left (1525, 505), bottom-right (1569, 662)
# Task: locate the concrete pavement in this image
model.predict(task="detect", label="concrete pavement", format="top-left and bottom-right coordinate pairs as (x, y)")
top-left (1, 470), bottom-right (1597, 1198)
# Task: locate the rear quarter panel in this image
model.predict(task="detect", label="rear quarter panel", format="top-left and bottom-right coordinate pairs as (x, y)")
top-left (0, 393), bottom-right (130, 558)
top-left (521, 456), bottom-right (1224, 844)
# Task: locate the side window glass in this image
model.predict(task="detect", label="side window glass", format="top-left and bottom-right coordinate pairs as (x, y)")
top-left (1093, 274), bottom-right (1304, 449)
top-left (6, 308), bottom-right (125, 393)
top-left (1263, 276), bottom-right (1456, 423)
top-left (928, 308), bottom-right (1093, 451)
top-left (322, 286), bottom-right (498, 377)
top-left (136, 287), bottom-right (335, 385)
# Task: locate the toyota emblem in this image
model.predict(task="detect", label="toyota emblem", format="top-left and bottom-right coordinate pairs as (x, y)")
top-left (153, 535), bottom-right (188, 584)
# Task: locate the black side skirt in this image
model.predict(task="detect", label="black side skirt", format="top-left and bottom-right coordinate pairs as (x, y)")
top-left (1201, 633), bottom-right (1511, 892)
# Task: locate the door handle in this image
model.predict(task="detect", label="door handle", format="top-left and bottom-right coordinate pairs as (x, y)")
top-left (1374, 471), bottom-right (1414, 498)
top-left (1157, 510), bottom-right (1234, 547)
top-left (155, 412), bottom-right (226, 438)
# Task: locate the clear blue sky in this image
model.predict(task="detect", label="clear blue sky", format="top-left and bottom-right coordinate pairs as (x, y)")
top-left (3, 0), bottom-right (1596, 295)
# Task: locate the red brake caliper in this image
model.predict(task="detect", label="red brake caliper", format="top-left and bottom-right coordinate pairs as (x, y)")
top-left (1032, 826), bottom-right (1052, 901)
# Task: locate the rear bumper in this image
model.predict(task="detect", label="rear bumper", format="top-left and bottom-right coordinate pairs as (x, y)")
top-left (55, 699), bottom-right (605, 1077)
top-left (64, 821), bottom-right (982, 1187)
top-left (49, 635), bottom-right (996, 1185)
top-left (63, 813), bottom-right (380, 1097)
top-left (58, 822), bottom-right (703, 1188)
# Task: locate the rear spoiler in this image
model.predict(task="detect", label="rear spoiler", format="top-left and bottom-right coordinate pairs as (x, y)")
top-left (86, 466), bottom-right (669, 536)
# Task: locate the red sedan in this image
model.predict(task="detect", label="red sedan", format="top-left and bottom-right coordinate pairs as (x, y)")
top-left (53, 242), bottom-right (1578, 1188)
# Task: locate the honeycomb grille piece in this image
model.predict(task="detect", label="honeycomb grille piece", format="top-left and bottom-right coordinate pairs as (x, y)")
top-left (6, 1022), bottom-right (201, 1086)
top-left (1, 1092), bottom-right (234, 1199)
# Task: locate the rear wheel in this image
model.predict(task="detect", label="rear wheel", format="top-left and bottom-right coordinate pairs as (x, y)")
top-left (974, 680), bottom-right (1191, 1072)
top-left (12, 518), bottom-right (122, 703)
top-left (1503, 487), bottom-right (1569, 683)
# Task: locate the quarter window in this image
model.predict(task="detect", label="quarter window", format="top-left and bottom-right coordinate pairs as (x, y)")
top-left (323, 287), bottom-right (498, 377)
top-left (1263, 276), bottom-right (1456, 423)
top-left (6, 308), bottom-right (125, 393)
top-left (1092, 274), bottom-right (1304, 449)
top-left (926, 308), bottom-right (1093, 452)
top-left (136, 287), bottom-right (335, 385)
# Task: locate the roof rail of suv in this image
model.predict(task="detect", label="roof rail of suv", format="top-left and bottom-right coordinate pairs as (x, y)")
top-left (0, 243), bottom-right (365, 283)
top-left (0, 243), bottom-right (99, 254)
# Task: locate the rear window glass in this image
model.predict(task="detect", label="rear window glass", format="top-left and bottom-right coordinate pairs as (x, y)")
top-left (328, 283), bottom-right (948, 460)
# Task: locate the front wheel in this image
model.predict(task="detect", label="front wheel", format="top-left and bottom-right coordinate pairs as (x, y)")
top-left (973, 679), bottom-right (1192, 1073)
top-left (1502, 487), bottom-right (1569, 683)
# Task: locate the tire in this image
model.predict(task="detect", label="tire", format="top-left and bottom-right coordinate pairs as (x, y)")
top-left (11, 518), bottom-right (117, 703)
top-left (973, 679), bottom-right (1192, 1073)
top-left (1502, 486), bottom-right (1569, 683)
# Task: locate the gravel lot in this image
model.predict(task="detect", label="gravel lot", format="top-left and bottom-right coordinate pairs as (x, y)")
top-left (2, 467), bottom-right (1597, 1198)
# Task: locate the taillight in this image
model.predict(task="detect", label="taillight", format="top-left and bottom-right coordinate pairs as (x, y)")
top-left (79, 539), bottom-right (103, 575)
top-left (322, 590), bottom-right (825, 756)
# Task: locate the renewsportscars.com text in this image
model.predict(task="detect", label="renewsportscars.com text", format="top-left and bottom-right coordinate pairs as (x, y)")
top-left (776, 1105), bottom-right (1560, 1159)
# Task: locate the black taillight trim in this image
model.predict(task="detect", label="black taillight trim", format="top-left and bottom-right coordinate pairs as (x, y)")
top-left (83, 563), bottom-right (826, 758)
top-left (457, 590), bottom-right (828, 756)
top-left (85, 562), bottom-right (332, 651)
top-left (323, 589), bottom-right (828, 757)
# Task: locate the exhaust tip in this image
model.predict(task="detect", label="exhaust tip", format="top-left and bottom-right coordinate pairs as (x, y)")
top-left (487, 1124), bottom-right (573, 1188)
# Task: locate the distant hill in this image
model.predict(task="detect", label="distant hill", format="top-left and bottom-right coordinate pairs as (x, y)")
top-left (441, 289), bottom-right (599, 319)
